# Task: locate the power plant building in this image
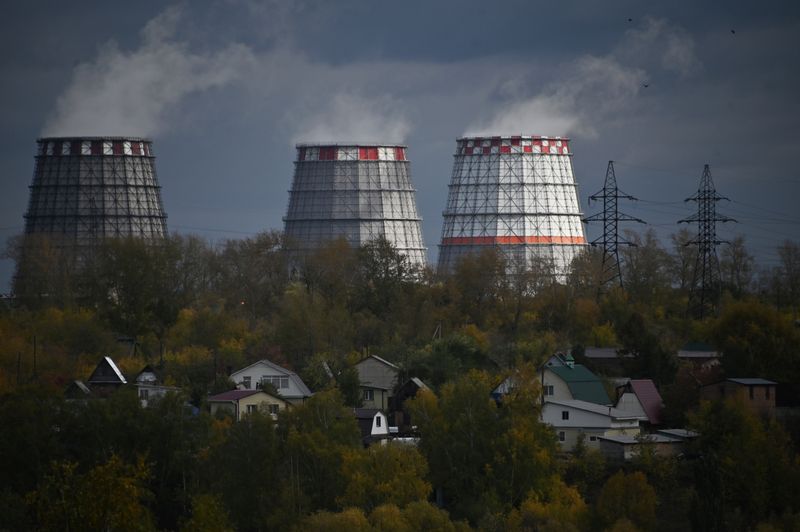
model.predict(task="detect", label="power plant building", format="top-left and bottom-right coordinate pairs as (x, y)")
top-left (438, 135), bottom-right (586, 277)
top-left (23, 137), bottom-right (168, 247)
top-left (283, 143), bottom-right (427, 268)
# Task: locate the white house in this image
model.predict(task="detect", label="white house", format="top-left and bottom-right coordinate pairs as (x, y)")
top-left (134, 365), bottom-right (180, 407)
top-left (353, 408), bottom-right (390, 446)
top-left (492, 353), bottom-right (611, 406)
top-left (542, 399), bottom-right (644, 451)
top-left (230, 359), bottom-right (312, 405)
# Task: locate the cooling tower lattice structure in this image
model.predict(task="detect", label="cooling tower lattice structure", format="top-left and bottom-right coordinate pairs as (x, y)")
top-left (283, 144), bottom-right (427, 267)
top-left (23, 137), bottom-right (168, 247)
top-left (438, 135), bottom-right (587, 278)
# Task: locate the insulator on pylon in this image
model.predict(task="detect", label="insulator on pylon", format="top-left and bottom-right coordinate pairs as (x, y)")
top-left (437, 135), bottom-right (587, 278)
top-left (283, 143), bottom-right (427, 268)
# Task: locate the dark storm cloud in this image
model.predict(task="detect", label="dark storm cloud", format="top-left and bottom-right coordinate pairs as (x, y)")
top-left (1, 0), bottom-right (799, 289)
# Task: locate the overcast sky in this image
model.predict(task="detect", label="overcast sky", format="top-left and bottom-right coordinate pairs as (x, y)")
top-left (2, 1), bottom-right (799, 291)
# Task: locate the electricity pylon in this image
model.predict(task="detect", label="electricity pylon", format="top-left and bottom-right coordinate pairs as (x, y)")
top-left (678, 164), bottom-right (736, 319)
top-left (584, 161), bottom-right (645, 288)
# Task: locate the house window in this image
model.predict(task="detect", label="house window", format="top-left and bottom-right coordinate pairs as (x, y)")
top-left (260, 376), bottom-right (290, 389)
top-left (139, 389), bottom-right (149, 400)
top-left (268, 404), bottom-right (280, 415)
top-left (544, 385), bottom-right (554, 396)
top-left (242, 376), bottom-right (251, 389)
top-left (749, 386), bottom-right (754, 400)
top-left (246, 404), bottom-right (257, 414)
top-left (558, 431), bottom-right (566, 442)
top-left (589, 436), bottom-right (597, 442)
top-left (376, 416), bottom-right (382, 427)
top-left (562, 411), bottom-right (569, 420)
top-left (363, 389), bottom-right (374, 401)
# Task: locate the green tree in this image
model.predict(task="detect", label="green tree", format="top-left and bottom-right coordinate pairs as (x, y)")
top-left (408, 366), bottom-right (557, 523)
top-left (688, 398), bottom-right (800, 531)
top-left (508, 477), bottom-right (589, 532)
top-left (337, 444), bottom-right (431, 511)
top-left (180, 494), bottom-right (234, 532)
top-left (595, 471), bottom-right (657, 530)
top-left (711, 299), bottom-right (800, 382)
top-left (276, 389), bottom-right (361, 520)
top-left (207, 412), bottom-right (280, 531)
top-left (29, 455), bottom-right (155, 532)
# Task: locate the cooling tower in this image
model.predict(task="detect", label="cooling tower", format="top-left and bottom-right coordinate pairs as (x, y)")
top-left (23, 137), bottom-right (168, 247)
top-left (283, 143), bottom-right (427, 267)
top-left (438, 135), bottom-right (586, 278)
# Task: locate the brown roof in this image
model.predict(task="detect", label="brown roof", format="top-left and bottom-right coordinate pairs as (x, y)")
top-left (208, 390), bottom-right (262, 402)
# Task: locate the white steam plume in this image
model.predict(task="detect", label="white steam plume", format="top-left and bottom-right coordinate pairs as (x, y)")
top-left (42, 6), bottom-right (255, 137)
top-left (291, 92), bottom-right (411, 145)
top-left (466, 17), bottom-right (701, 138)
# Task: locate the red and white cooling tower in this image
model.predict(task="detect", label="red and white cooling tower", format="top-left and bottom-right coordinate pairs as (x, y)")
top-left (437, 135), bottom-right (587, 277)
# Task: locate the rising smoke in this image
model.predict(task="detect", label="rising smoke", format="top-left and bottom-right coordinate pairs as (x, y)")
top-left (41, 7), bottom-right (255, 137)
top-left (465, 17), bottom-right (701, 138)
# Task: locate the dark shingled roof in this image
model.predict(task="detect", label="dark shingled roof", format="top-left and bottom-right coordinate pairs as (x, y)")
top-left (208, 390), bottom-right (262, 402)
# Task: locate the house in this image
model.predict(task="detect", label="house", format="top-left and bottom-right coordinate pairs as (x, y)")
top-left (701, 378), bottom-right (777, 417)
top-left (229, 359), bottom-right (312, 405)
top-left (64, 380), bottom-right (93, 400)
top-left (390, 377), bottom-right (431, 431)
top-left (597, 428), bottom-right (699, 462)
top-left (582, 347), bottom-right (630, 376)
top-left (678, 342), bottom-right (721, 369)
top-left (541, 399), bottom-right (643, 451)
top-left (615, 379), bottom-right (664, 425)
top-left (208, 389), bottom-right (290, 421)
top-left (597, 433), bottom-right (686, 462)
top-left (490, 353), bottom-right (611, 406)
top-left (541, 353), bottom-right (612, 405)
top-left (353, 408), bottom-right (390, 446)
top-left (133, 365), bottom-right (180, 407)
top-left (85, 356), bottom-right (127, 397)
top-left (355, 355), bottom-right (399, 410)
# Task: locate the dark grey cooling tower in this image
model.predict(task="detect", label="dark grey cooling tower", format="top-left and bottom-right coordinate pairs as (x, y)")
top-left (283, 143), bottom-right (427, 267)
top-left (24, 137), bottom-right (168, 246)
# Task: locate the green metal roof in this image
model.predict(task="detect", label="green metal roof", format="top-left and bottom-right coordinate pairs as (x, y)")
top-left (549, 364), bottom-right (611, 405)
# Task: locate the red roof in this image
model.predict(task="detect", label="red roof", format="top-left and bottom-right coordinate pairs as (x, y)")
top-left (630, 380), bottom-right (664, 425)
top-left (208, 390), bottom-right (262, 402)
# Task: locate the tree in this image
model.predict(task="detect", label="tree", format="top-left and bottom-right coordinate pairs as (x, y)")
top-left (29, 455), bottom-right (155, 532)
top-left (298, 508), bottom-right (371, 532)
top-left (276, 389), bottom-right (361, 519)
top-left (776, 240), bottom-right (800, 317)
top-left (408, 366), bottom-right (557, 523)
top-left (180, 494), bottom-right (234, 532)
top-left (719, 236), bottom-right (754, 297)
top-left (337, 444), bottom-right (431, 511)
top-left (616, 311), bottom-right (678, 386)
top-left (508, 477), bottom-right (589, 531)
top-left (711, 300), bottom-right (800, 383)
top-left (213, 231), bottom-right (288, 320)
top-left (688, 398), bottom-right (800, 531)
top-left (620, 229), bottom-right (673, 309)
top-left (595, 471), bottom-right (657, 530)
top-left (207, 412), bottom-right (280, 531)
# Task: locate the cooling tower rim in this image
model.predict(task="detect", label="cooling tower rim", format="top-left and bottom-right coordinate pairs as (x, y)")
top-left (37, 136), bottom-right (153, 143)
top-left (295, 142), bottom-right (408, 148)
top-left (456, 135), bottom-right (571, 142)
